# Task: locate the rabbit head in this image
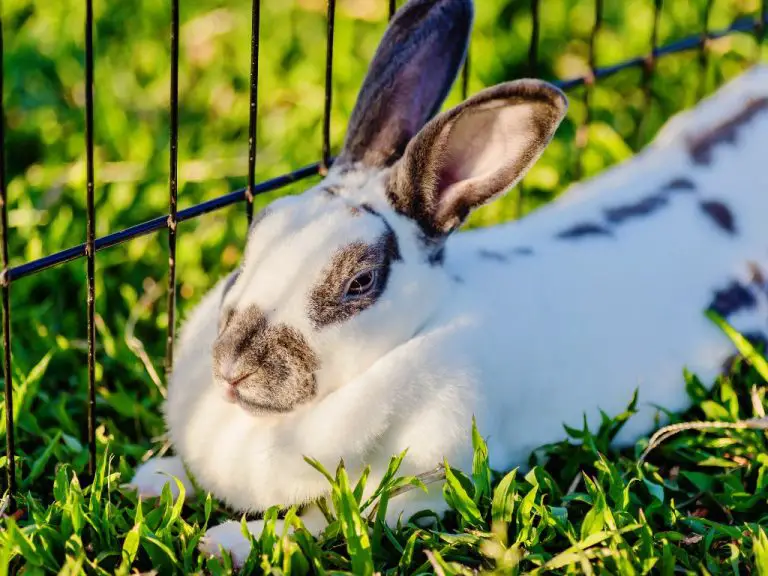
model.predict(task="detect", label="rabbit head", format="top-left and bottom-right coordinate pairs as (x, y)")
top-left (213, 0), bottom-right (568, 415)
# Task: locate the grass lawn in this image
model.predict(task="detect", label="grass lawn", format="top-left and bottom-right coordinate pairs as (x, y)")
top-left (1, 0), bottom-right (768, 572)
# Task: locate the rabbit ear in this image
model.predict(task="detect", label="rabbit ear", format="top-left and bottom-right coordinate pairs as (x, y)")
top-left (387, 79), bottom-right (568, 238)
top-left (336, 0), bottom-right (473, 170)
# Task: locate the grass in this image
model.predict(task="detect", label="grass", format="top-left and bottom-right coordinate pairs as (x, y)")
top-left (1, 0), bottom-right (768, 572)
top-left (2, 330), bottom-right (768, 574)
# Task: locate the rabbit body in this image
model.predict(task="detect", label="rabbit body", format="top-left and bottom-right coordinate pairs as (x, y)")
top-left (128, 0), bottom-right (768, 563)
top-left (446, 63), bottom-right (768, 461)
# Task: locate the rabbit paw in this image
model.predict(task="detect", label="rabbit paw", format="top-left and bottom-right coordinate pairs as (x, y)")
top-left (123, 456), bottom-right (193, 499)
top-left (199, 520), bottom-right (264, 567)
top-left (199, 506), bottom-right (328, 567)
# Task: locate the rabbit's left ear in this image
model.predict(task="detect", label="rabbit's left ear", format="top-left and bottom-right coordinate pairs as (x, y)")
top-left (387, 79), bottom-right (568, 238)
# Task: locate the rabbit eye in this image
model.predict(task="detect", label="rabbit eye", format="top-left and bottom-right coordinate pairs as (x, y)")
top-left (343, 269), bottom-right (378, 300)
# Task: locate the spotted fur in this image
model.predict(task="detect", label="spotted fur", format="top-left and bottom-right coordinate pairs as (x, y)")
top-left (699, 200), bottom-right (736, 235)
top-left (707, 281), bottom-right (757, 318)
top-left (129, 0), bottom-right (768, 566)
top-left (556, 222), bottom-right (613, 239)
top-left (688, 97), bottom-right (768, 165)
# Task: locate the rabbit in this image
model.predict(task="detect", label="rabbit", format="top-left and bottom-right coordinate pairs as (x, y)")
top-left (127, 0), bottom-right (768, 565)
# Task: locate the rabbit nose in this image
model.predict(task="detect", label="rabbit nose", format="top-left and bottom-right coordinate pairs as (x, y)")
top-left (217, 358), bottom-right (253, 389)
top-left (221, 368), bottom-right (254, 389)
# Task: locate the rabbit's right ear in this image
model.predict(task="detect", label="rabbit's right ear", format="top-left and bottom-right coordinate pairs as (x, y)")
top-left (336, 0), bottom-right (473, 170)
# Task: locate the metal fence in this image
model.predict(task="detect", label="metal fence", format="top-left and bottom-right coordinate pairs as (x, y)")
top-left (1, 0), bottom-right (767, 512)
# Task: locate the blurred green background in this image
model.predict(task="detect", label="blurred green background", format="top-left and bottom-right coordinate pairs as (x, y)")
top-left (0, 0), bottom-right (766, 476)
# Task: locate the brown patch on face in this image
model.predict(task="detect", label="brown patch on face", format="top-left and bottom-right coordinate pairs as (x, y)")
top-left (556, 222), bottom-right (613, 240)
top-left (699, 200), bottom-right (736, 235)
top-left (308, 230), bottom-right (401, 328)
top-left (213, 305), bottom-right (320, 414)
top-left (687, 97), bottom-right (768, 165)
top-left (604, 193), bottom-right (668, 225)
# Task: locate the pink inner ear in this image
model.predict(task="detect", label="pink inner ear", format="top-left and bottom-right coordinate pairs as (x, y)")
top-left (428, 98), bottom-right (556, 233)
top-left (436, 163), bottom-right (461, 195)
top-left (435, 103), bottom-right (540, 200)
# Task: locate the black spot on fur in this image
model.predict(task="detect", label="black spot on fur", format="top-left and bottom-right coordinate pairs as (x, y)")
top-left (478, 249), bottom-right (508, 263)
top-left (213, 305), bottom-right (320, 414)
top-left (511, 247), bottom-right (534, 256)
top-left (688, 97), bottom-right (768, 165)
top-left (556, 223), bottom-right (613, 240)
top-left (308, 230), bottom-right (400, 328)
top-left (700, 200), bottom-right (736, 235)
top-left (428, 245), bottom-right (445, 266)
top-left (604, 193), bottom-right (668, 225)
top-left (359, 203), bottom-right (378, 216)
top-left (707, 281), bottom-right (757, 318)
top-left (662, 177), bottom-right (697, 193)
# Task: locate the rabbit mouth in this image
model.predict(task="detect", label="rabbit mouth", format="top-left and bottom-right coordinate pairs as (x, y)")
top-left (222, 372), bottom-right (318, 416)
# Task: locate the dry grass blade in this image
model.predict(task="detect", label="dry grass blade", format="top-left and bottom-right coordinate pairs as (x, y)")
top-left (638, 416), bottom-right (768, 464)
top-left (388, 465), bottom-right (446, 500)
top-left (125, 278), bottom-right (166, 398)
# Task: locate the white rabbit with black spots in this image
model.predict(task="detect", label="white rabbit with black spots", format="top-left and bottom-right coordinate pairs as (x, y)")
top-left (128, 0), bottom-right (768, 565)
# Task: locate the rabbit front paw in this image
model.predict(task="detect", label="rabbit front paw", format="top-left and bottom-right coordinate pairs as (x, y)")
top-left (199, 520), bottom-right (265, 567)
top-left (199, 506), bottom-right (328, 567)
top-left (124, 455), bottom-right (194, 499)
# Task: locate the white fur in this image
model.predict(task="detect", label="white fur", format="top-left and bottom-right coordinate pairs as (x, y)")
top-left (128, 65), bottom-right (768, 565)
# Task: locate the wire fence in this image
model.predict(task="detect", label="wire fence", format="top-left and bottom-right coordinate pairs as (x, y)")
top-left (1, 0), bottom-right (767, 512)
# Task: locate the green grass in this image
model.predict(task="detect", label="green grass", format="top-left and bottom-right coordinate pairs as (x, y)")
top-left (1, 0), bottom-right (768, 572)
top-left (2, 337), bottom-right (768, 574)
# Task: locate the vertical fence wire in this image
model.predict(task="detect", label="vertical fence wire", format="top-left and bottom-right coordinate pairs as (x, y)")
top-left (0, 13), bottom-right (15, 510)
top-left (246, 0), bottom-right (261, 225)
top-left (635, 0), bottom-right (662, 149)
top-left (320, 0), bottom-right (336, 175)
top-left (575, 0), bottom-right (603, 182)
top-left (756, 0), bottom-right (767, 60)
top-left (461, 53), bottom-right (470, 101)
top-left (388, 0), bottom-right (396, 21)
top-left (516, 0), bottom-right (540, 219)
top-left (697, 0), bottom-right (714, 102)
top-left (165, 0), bottom-right (180, 378)
top-left (528, 0), bottom-right (540, 78)
top-left (84, 0), bottom-right (97, 478)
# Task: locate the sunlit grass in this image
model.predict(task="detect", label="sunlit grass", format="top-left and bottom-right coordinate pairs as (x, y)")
top-left (0, 0), bottom-right (767, 572)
